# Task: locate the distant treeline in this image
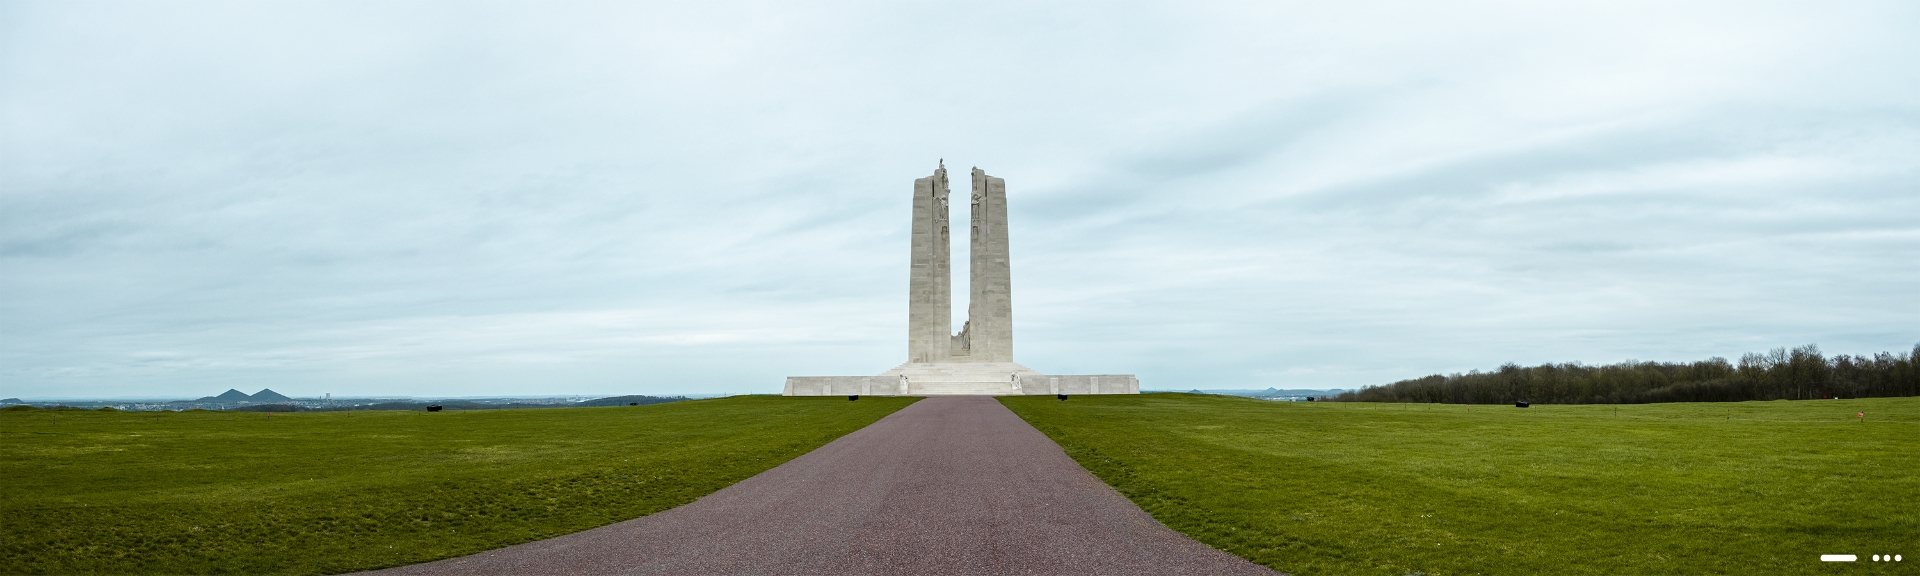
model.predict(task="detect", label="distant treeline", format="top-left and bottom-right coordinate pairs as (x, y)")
top-left (1332, 344), bottom-right (1920, 404)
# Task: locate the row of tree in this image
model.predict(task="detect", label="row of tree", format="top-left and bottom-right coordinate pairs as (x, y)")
top-left (1331, 344), bottom-right (1920, 404)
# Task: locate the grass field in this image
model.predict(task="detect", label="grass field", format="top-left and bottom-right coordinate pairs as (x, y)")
top-left (0, 395), bottom-right (917, 575)
top-left (1002, 394), bottom-right (1919, 575)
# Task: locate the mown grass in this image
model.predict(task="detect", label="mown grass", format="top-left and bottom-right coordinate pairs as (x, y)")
top-left (1002, 394), bottom-right (1918, 575)
top-left (1, 395), bottom-right (916, 574)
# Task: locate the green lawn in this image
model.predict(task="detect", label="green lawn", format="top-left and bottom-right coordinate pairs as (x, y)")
top-left (1002, 394), bottom-right (1918, 575)
top-left (0, 395), bottom-right (916, 575)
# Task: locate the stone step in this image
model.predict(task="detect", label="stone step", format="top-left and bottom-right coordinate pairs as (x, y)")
top-left (911, 381), bottom-right (1015, 395)
top-left (902, 374), bottom-right (1025, 382)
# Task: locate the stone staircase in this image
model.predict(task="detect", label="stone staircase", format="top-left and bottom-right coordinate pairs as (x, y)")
top-left (877, 362), bottom-right (1042, 396)
top-left (910, 380), bottom-right (1013, 395)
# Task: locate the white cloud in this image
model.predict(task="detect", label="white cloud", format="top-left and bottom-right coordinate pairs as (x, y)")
top-left (2, 1), bottom-right (1916, 398)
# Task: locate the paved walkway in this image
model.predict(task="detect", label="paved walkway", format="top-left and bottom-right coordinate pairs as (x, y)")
top-left (362, 396), bottom-right (1276, 575)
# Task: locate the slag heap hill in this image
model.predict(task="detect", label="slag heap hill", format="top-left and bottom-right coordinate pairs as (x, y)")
top-left (194, 388), bottom-right (292, 404)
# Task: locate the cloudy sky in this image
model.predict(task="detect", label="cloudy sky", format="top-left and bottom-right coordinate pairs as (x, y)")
top-left (3, 1), bottom-right (1916, 399)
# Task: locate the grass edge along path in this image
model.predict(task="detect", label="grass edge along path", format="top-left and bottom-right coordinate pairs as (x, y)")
top-left (1000, 393), bottom-right (1918, 575)
top-left (1, 395), bottom-right (918, 575)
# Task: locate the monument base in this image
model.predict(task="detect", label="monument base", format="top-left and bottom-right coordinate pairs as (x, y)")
top-left (784, 363), bottom-right (1139, 396)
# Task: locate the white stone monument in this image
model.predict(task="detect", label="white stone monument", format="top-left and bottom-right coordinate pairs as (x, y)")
top-left (785, 162), bottom-right (1140, 396)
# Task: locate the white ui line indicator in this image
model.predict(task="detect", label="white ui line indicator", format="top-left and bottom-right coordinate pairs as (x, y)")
top-left (1823, 554), bottom-right (1905, 562)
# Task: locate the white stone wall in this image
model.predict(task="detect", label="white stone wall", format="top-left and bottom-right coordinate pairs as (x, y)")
top-left (783, 374), bottom-right (1128, 395)
top-left (784, 376), bottom-right (898, 396)
top-left (1017, 375), bottom-right (1141, 395)
top-left (785, 373), bottom-right (1140, 396)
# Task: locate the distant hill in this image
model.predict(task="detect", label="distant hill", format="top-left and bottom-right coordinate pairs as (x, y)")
top-left (577, 395), bottom-right (688, 407)
top-left (191, 388), bottom-right (294, 404)
top-left (1, 398), bottom-right (22, 404)
top-left (197, 389), bottom-right (254, 403)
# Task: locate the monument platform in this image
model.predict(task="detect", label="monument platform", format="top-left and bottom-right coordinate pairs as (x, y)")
top-left (785, 363), bottom-right (1138, 397)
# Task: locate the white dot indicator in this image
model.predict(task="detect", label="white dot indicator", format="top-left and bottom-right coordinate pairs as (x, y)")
top-left (1821, 555), bottom-right (1857, 562)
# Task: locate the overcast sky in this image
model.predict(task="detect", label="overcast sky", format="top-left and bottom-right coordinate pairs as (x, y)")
top-left (4, 1), bottom-right (1916, 399)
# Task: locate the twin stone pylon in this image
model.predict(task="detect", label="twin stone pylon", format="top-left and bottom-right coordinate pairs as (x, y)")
top-left (783, 162), bottom-right (1140, 396)
top-left (908, 161), bottom-right (1011, 364)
